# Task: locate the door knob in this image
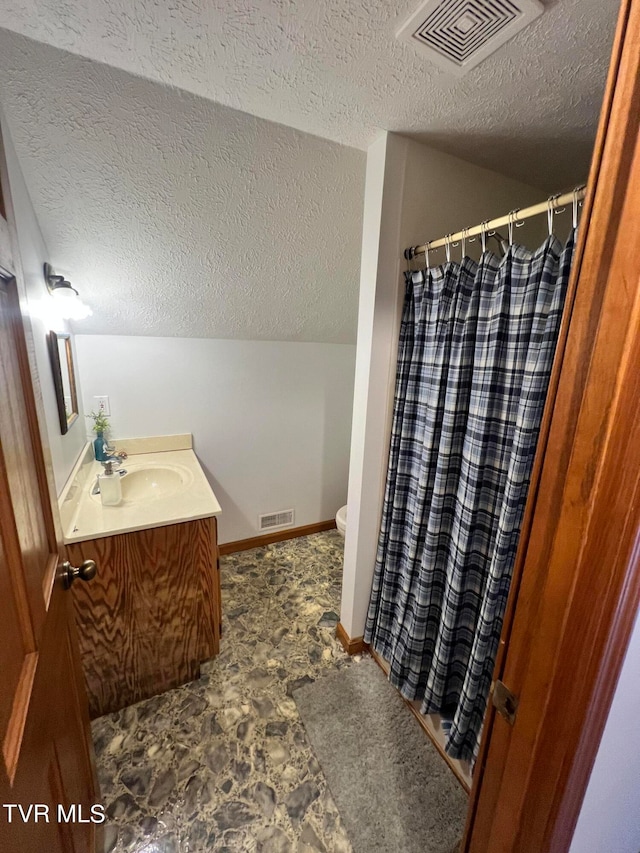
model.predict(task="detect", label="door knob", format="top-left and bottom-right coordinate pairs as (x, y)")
top-left (61, 559), bottom-right (97, 589)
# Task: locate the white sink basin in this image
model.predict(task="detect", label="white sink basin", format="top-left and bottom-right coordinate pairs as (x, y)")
top-left (91, 464), bottom-right (193, 504)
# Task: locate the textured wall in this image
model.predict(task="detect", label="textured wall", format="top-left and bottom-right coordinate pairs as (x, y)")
top-left (0, 32), bottom-right (365, 343)
top-left (0, 0), bottom-right (617, 189)
top-left (1, 111), bottom-right (87, 495)
top-left (75, 335), bottom-right (356, 544)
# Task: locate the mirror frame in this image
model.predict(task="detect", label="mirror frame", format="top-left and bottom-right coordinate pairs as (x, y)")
top-left (47, 330), bottom-right (79, 434)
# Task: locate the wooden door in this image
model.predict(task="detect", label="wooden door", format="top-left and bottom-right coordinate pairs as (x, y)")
top-left (465, 0), bottom-right (640, 849)
top-left (0, 141), bottom-right (99, 850)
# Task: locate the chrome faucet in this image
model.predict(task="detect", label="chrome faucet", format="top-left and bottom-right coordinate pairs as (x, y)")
top-left (100, 444), bottom-right (128, 470)
top-left (102, 455), bottom-right (124, 470)
top-left (104, 442), bottom-right (127, 463)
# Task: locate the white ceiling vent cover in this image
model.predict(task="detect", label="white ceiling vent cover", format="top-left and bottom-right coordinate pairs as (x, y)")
top-left (397, 0), bottom-right (544, 76)
top-left (259, 509), bottom-right (295, 531)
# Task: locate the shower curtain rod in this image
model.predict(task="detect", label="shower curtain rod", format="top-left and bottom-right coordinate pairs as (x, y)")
top-left (404, 185), bottom-right (587, 260)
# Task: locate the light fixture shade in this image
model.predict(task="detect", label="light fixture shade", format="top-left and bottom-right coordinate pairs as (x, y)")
top-left (50, 287), bottom-right (93, 320)
top-left (43, 263), bottom-right (92, 320)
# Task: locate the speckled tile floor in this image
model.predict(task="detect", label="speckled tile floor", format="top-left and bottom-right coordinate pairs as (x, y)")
top-left (92, 530), bottom-right (357, 853)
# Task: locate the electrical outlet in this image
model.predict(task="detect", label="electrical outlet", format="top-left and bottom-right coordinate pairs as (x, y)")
top-left (93, 396), bottom-right (110, 416)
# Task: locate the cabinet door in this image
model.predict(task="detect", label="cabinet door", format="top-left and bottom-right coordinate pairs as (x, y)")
top-left (69, 517), bottom-right (220, 717)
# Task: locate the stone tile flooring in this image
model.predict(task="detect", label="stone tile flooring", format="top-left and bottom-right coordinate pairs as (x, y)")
top-left (92, 531), bottom-right (356, 852)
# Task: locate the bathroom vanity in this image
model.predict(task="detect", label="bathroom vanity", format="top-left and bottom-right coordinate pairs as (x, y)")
top-left (59, 435), bottom-right (222, 718)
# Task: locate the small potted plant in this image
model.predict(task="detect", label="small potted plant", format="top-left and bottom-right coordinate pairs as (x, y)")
top-left (87, 410), bottom-right (111, 462)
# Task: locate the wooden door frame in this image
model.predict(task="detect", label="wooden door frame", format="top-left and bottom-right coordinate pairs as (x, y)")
top-left (465, 0), bottom-right (640, 849)
top-left (0, 119), bottom-right (100, 853)
top-left (0, 132), bottom-right (64, 548)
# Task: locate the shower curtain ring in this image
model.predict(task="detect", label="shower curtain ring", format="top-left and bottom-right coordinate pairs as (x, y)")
top-left (425, 242), bottom-right (430, 270)
top-left (480, 221), bottom-right (488, 254)
top-left (572, 186), bottom-right (582, 229)
top-left (445, 234), bottom-right (451, 263)
top-left (508, 210), bottom-right (516, 246)
top-left (461, 227), bottom-right (469, 260)
top-left (546, 194), bottom-right (559, 236)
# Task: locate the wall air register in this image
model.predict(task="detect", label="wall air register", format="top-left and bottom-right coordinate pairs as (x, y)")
top-left (259, 509), bottom-right (295, 531)
top-left (397, 0), bottom-right (544, 76)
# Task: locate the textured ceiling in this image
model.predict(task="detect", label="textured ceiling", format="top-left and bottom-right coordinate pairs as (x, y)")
top-left (0, 33), bottom-right (365, 343)
top-left (0, 0), bottom-right (618, 189)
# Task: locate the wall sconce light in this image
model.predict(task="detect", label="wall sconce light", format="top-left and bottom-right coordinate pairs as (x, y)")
top-left (43, 263), bottom-right (92, 321)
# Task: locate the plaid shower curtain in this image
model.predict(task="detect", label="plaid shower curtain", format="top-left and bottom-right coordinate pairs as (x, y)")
top-left (364, 231), bottom-right (576, 761)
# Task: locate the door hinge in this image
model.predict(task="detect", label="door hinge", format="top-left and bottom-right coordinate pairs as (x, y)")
top-left (492, 679), bottom-right (519, 725)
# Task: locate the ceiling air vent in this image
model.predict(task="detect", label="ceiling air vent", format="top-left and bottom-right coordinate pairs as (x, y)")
top-left (397, 0), bottom-right (544, 76)
top-left (259, 509), bottom-right (295, 531)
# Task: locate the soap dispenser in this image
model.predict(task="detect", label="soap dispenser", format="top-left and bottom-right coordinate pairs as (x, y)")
top-left (99, 461), bottom-right (122, 506)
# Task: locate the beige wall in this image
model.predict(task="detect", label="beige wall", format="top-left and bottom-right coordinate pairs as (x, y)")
top-left (400, 137), bottom-right (547, 259)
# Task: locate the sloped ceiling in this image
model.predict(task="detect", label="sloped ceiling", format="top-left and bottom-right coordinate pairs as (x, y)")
top-left (0, 33), bottom-right (365, 343)
top-left (0, 0), bottom-right (618, 188)
top-left (0, 1), bottom-right (618, 343)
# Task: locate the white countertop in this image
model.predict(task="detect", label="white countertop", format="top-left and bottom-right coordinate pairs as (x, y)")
top-left (59, 435), bottom-right (221, 544)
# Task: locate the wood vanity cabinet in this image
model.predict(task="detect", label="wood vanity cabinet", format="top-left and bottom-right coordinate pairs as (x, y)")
top-left (67, 515), bottom-right (221, 718)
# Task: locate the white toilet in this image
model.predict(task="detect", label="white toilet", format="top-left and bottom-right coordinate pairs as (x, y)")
top-left (336, 504), bottom-right (347, 537)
